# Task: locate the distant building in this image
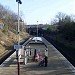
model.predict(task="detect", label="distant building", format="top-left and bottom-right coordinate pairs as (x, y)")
top-left (0, 20), bottom-right (4, 29)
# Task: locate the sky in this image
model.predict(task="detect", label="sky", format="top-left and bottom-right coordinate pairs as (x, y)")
top-left (0, 0), bottom-right (74, 24)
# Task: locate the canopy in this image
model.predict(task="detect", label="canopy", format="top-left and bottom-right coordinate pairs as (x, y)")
top-left (32, 37), bottom-right (42, 41)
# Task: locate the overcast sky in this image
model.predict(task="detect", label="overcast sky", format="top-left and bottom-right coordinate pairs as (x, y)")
top-left (0, 0), bottom-right (74, 24)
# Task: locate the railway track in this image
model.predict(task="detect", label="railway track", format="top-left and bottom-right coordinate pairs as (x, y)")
top-left (0, 50), bottom-right (15, 64)
top-left (0, 50), bottom-right (11, 59)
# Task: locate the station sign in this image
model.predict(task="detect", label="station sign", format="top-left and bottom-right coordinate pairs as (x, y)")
top-left (14, 45), bottom-right (24, 50)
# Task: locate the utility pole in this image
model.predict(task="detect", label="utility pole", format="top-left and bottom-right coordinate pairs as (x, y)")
top-left (16, 0), bottom-right (22, 75)
top-left (37, 21), bottom-right (38, 37)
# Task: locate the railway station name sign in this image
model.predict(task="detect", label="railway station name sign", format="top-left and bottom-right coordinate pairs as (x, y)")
top-left (14, 45), bottom-right (24, 50)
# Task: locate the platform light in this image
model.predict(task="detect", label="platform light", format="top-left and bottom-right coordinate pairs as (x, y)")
top-left (16, 0), bottom-right (22, 75)
top-left (16, 0), bottom-right (22, 4)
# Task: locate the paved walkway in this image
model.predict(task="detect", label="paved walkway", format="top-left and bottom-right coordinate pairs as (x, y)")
top-left (0, 41), bottom-right (75, 75)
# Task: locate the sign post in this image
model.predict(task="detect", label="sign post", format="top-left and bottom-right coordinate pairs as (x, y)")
top-left (16, 0), bottom-right (22, 75)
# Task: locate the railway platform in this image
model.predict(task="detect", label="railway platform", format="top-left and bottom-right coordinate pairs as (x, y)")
top-left (0, 37), bottom-right (75, 75)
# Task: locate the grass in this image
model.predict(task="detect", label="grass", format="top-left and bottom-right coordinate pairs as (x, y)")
top-left (0, 29), bottom-right (29, 55)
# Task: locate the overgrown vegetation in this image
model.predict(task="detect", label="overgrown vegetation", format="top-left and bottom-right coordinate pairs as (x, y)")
top-left (0, 3), bottom-right (28, 54)
top-left (46, 12), bottom-right (75, 42)
top-left (0, 3), bottom-right (25, 33)
top-left (42, 12), bottom-right (75, 50)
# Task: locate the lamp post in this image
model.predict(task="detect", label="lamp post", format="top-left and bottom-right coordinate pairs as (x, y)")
top-left (37, 21), bottom-right (38, 37)
top-left (16, 0), bottom-right (22, 75)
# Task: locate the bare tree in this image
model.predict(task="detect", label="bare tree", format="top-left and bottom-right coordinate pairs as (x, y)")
top-left (56, 12), bottom-right (66, 25)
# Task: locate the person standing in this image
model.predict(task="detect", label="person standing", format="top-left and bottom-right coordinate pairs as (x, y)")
top-left (33, 49), bottom-right (36, 61)
top-left (44, 55), bottom-right (48, 67)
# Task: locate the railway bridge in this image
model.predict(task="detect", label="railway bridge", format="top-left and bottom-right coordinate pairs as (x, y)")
top-left (25, 24), bottom-right (49, 35)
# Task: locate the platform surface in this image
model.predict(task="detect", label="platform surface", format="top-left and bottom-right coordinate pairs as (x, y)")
top-left (0, 37), bottom-right (75, 75)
